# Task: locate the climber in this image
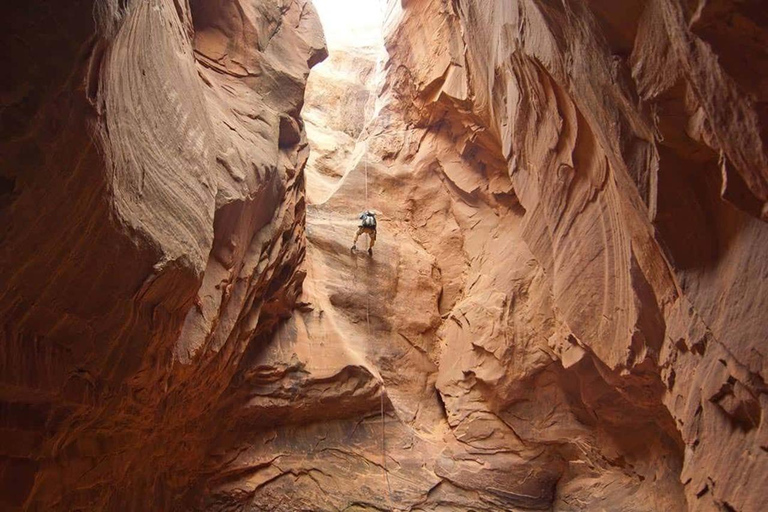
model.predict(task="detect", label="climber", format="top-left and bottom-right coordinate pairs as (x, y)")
top-left (352, 210), bottom-right (377, 255)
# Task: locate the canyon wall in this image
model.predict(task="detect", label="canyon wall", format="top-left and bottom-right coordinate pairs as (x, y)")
top-left (0, 0), bottom-right (324, 509)
top-left (301, 0), bottom-right (385, 205)
top-left (374, 1), bottom-right (768, 509)
top-left (209, 0), bottom-right (767, 510)
top-left (1, 0), bottom-right (766, 511)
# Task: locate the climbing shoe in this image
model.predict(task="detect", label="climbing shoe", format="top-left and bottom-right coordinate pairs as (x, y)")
top-left (351, 245), bottom-right (357, 252)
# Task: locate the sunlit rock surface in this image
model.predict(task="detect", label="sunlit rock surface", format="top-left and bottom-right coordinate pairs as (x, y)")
top-left (1, 0), bottom-right (766, 511)
top-left (216, 0), bottom-right (767, 511)
top-left (302, 0), bottom-right (386, 205)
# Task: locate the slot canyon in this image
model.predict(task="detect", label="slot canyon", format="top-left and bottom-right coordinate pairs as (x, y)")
top-left (1, 0), bottom-right (767, 510)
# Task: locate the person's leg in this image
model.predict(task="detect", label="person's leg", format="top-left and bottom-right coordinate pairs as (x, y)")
top-left (352, 227), bottom-right (364, 248)
top-left (368, 229), bottom-right (376, 249)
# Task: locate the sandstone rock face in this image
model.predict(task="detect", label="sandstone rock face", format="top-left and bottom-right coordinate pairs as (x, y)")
top-left (0, 0), bottom-right (324, 509)
top-left (206, 1), bottom-right (767, 511)
top-left (302, 0), bottom-right (386, 205)
top-left (1, 0), bottom-right (766, 511)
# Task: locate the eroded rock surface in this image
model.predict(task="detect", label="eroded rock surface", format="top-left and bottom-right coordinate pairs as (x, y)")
top-left (302, 0), bottom-right (386, 205)
top-left (0, 0), bottom-right (323, 509)
top-left (1, 0), bottom-right (766, 511)
top-left (207, 1), bottom-right (767, 511)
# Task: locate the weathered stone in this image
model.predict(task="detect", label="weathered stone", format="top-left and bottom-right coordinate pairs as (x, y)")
top-left (1, 0), bottom-right (766, 511)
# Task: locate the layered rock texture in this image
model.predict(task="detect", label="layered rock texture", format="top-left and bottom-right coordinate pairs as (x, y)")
top-left (1, 0), bottom-right (767, 511)
top-left (0, 0), bottom-right (324, 509)
top-left (301, 0), bottom-right (386, 204)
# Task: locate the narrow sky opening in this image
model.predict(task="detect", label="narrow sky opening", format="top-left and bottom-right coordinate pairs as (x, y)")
top-left (312, 0), bottom-right (385, 51)
top-left (302, 0), bottom-right (388, 205)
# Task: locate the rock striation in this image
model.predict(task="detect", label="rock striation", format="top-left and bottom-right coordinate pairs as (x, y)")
top-left (210, 1), bottom-right (767, 511)
top-left (1, 0), bottom-right (766, 511)
top-left (1, 0), bottom-right (323, 509)
top-left (301, 0), bottom-right (386, 205)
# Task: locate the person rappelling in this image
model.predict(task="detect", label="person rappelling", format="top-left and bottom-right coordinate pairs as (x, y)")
top-left (352, 210), bottom-right (377, 255)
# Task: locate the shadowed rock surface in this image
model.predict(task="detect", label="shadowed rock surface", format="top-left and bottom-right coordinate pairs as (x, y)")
top-left (0, 0), bottom-right (324, 509)
top-left (1, 0), bottom-right (766, 511)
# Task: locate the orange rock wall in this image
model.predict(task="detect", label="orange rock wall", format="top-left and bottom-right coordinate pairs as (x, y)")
top-left (0, 0), bottom-right (324, 509)
top-left (376, 0), bottom-right (768, 509)
top-left (0, 1), bottom-right (766, 511)
top-left (216, 0), bottom-right (766, 510)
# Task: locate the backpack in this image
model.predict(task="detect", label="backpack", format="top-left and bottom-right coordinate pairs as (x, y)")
top-left (361, 212), bottom-right (377, 228)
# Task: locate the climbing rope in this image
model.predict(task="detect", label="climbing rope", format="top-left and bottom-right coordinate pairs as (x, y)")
top-left (360, 259), bottom-right (393, 506)
top-left (369, 294), bottom-right (394, 507)
top-left (354, 127), bottom-right (414, 508)
top-left (356, 128), bottom-right (412, 210)
top-left (365, 139), bottom-right (369, 205)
